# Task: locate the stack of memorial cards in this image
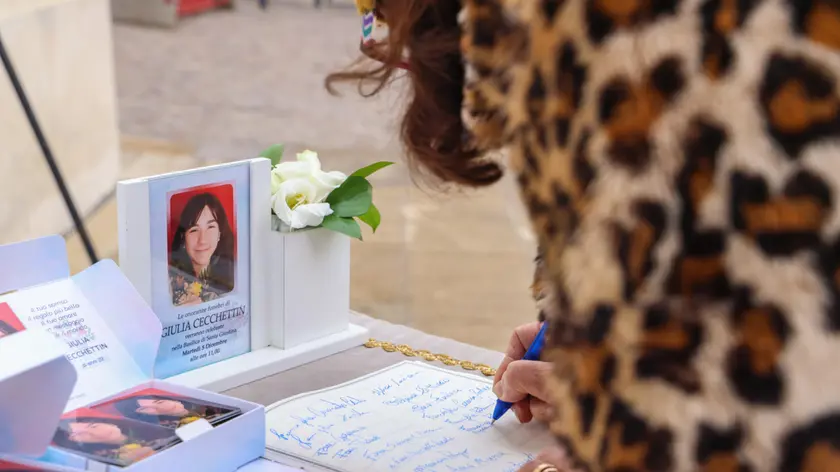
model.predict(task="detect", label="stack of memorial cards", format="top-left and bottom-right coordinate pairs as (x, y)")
top-left (50, 388), bottom-right (243, 467)
top-left (89, 388), bottom-right (242, 429)
top-left (50, 407), bottom-right (179, 467)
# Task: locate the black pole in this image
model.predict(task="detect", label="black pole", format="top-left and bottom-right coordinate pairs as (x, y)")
top-left (0, 33), bottom-right (99, 264)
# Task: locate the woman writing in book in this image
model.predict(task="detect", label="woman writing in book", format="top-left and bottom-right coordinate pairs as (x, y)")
top-left (52, 417), bottom-right (177, 466)
top-left (330, 1), bottom-right (840, 471)
top-left (113, 393), bottom-right (234, 429)
top-left (168, 192), bottom-right (236, 307)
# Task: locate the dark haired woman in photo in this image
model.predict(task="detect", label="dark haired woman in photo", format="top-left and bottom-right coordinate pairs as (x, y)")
top-left (0, 319), bottom-right (20, 339)
top-left (169, 192), bottom-right (235, 307)
top-left (52, 417), bottom-right (177, 466)
top-left (112, 394), bottom-right (233, 429)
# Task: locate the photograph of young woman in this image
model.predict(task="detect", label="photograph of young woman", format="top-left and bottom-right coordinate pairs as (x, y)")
top-left (51, 416), bottom-right (178, 467)
top-left (109, 392), bottom-right (238, 429)
top-left (167, 190), bottom-right (236, 307)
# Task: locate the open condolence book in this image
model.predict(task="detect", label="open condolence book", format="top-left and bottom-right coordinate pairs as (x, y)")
top-left (263, 361), bottom-right (554, 472)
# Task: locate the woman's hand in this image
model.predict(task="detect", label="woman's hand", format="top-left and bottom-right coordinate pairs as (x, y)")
top-left (493, 321), bottom-right (554, 424)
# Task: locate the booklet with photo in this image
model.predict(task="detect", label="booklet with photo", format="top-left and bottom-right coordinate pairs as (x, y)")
top-left (50, 408), bottom-right (180, 467)
top-left (89, 388), bottom-right (242, 430)
top-left (0, 278), bottom-right (148, 411)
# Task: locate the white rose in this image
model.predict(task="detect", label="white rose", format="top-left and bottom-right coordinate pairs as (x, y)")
top-left (296, 150), bottom-right (347, 200)
top-left (272, 178), bottom-right (334, 229)
top-left (271, 150), bottom-right (347, 202)
top-left (271, 159), bottom-right (309, 195)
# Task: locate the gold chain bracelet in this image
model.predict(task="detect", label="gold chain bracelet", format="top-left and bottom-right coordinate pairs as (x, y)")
top-left (363, 338), bottom-right (497, 377)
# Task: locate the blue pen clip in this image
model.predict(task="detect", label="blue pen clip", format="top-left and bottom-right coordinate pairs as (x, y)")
top-left (491, 321), bottom-right (549, 424)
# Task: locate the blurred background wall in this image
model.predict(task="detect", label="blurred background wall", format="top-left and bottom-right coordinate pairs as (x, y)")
top-left (0, 0), bottom-right (120, 246)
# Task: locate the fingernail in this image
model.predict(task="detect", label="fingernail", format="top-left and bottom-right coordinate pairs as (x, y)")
top-left (493, 381), bottom-right (503, 398)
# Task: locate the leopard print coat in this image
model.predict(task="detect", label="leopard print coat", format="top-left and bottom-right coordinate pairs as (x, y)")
top-left (458, 0), bottom-right (840, 470)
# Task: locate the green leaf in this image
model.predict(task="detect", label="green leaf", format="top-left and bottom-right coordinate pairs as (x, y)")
top-left (326, 176), bottom-right (372, 217)
top-left (260, 144), bottom-right (285, 167)
top-left (358, 203), bottom-right (381, 233)
top-left (350, 161), bottom-right (394, 178)
top-left (320, 214), bottom-right (363, 240)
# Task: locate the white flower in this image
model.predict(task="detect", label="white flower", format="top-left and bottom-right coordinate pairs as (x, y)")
top-left (271, 150), bottom-right (347, 202)
top-left (272, 178), bottom-right (334, 229)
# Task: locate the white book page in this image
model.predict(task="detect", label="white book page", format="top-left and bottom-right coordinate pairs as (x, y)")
top-left (1, 279), bottom-right (143, 411)
top-left (265, 361), bottom-right (554, 472)
top-left (237, 458), bottom-right (303, 472)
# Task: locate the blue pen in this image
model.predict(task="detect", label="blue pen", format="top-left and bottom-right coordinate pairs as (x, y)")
top-left (491, 321), bottom-right (549, 424)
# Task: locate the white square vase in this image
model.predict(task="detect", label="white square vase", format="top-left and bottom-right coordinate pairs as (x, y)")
top-left (268, 223), bottom-right (351, 350)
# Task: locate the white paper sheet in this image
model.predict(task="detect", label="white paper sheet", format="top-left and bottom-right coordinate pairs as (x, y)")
top-left (265, 361), bottom-right (554, 472)
top-left (0, 279), bottom-right (143, 411)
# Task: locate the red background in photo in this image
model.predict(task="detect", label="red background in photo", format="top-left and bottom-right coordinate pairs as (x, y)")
top-left (0, 459), bottom-right (49, 471)
top-left (167, 183), bottom-right (237, 259)
top-left (60, 407), bottom-right (124, 421)
top-left (0, 303), bottom-right (25, 332)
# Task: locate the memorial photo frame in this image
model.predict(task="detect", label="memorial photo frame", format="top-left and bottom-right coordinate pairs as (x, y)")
top-left (117, 159), bottom-right (270, 382)
top-left (117, 158), bottom-right (368, 393)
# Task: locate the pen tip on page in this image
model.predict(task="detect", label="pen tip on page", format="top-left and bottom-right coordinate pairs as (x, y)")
top-left (490, 419), bottom-right (496, 425)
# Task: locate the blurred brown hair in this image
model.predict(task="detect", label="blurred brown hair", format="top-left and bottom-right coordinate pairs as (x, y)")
top-left (324, 0), bottom-right (502, 188)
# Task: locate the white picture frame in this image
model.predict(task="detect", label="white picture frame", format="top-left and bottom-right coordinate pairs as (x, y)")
top-left (117, 158), bottom-right (368, 392)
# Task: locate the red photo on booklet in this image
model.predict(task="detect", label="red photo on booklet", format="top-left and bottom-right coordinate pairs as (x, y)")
top-left (0, 459), bottom-right (57, 471)
top-left (0, 303), bottom-right (24, 340)
top-left (50, 407), bottom-right (180, 467)
top-left (89, 388), bottom-right (242, 430)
